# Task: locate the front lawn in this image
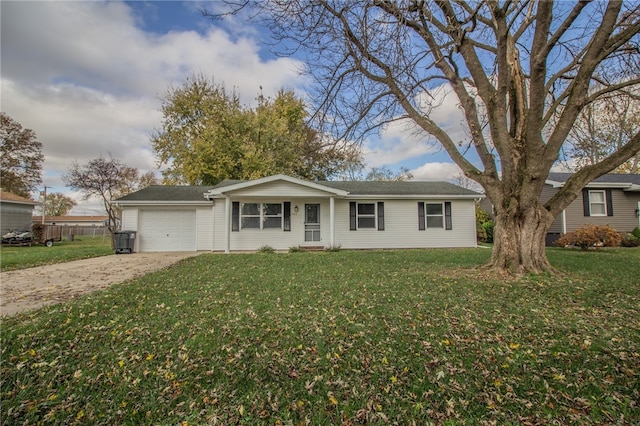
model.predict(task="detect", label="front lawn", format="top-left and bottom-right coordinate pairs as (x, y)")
top-left (1, 248), bottom-right (639, 424)
top-left (0, 236), bottom-right (112, 271)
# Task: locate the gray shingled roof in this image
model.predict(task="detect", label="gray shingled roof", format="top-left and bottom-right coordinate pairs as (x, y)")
top-left (547, 172), bottom-right (640, 185)
top-left (115, 179), bottom-right (481, 203)
top-left (115, 185), bottom-right (215, 202)
top-left (317, 180), bottom-right (480, 196)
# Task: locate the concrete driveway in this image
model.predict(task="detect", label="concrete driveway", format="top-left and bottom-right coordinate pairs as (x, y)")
top-left (0, 252), bottom-right (201, 317)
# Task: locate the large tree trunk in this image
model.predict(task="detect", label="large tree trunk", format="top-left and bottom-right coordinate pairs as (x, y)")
top-left (485, 201), bottom-right (556, 276)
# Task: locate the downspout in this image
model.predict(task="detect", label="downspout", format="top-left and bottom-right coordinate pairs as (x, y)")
top-left (224, 195), bottom-right (231, 253)
top-left (211, 200), bottom-right (215, 252)
top-left (330, 196), bottom-right (335, 248)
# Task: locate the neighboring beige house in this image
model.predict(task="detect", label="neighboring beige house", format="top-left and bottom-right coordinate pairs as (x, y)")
top-left (32, 215), bottom-right (108, 227)
top-left (0, 191), bottom-right (38, 236)
top-left (114, 174), bottom-right (483, 253)
top-left (544, 173), bottom-right (640, 244)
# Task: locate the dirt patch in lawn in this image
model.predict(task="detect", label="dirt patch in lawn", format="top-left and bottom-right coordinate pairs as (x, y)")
top-left (0, 252), bottom-right (201, 317)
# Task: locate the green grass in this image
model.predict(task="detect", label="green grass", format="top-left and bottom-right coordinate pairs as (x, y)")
top-left (1, 248), bottom-right (639, 424)
top-left (0, 236), bottom-right (112, 271)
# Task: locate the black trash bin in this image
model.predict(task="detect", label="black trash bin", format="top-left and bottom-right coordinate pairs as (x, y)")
top-left (114, 230), bottom-right (136, 254)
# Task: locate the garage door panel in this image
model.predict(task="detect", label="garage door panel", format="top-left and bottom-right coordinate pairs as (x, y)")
top-left (139, 210), bottom-right (196, 252)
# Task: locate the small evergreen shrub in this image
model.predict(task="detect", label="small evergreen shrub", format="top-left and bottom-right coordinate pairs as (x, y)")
top-left (632, 226), bottom-right (640, 239)
top-left (481, 220), bottom-right (494, 243)
top-left (556, 224), bottom-right (622, 250)
top-left (288, 246), bottom-right (303, 253)
top-left (475, 206), bottom-right (492, 243)
top-left (257, 245), bottom-right (276, 253)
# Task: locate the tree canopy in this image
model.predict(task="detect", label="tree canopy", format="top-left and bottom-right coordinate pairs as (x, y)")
top-left (208, 1), bottom-right (640, 275)
top-left (0, 112), bottom-right (44, 198)
top-left (41, 192), bottom-right (77, 217)
top-left (63, 157), bottom-right (158, 245)
top-left (151, 75), bottom-right (362, 185)
top-left (564, 87), bottom-right (640, 174)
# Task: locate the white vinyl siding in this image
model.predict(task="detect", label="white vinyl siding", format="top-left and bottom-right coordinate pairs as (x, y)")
top-left (196, 207), bottom-right (214, 251)
top-left (121, 207), bottom-right (138, 231)
top-left (336, 199), bottom-right (476, 249)
top-left (215, 198), bottom-right (330, 251)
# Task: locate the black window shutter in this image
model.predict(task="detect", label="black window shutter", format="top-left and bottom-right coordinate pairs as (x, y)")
top-left (349, 202), bottom-right (357, 231)
top-left (232, 202), bottom-right (240, 232)
top-left (606, 189), bottom-right (614, 216)
top-left (377, 202), bottom-right (385, 231)
top-left (444, 202), bottom-right (452, 230)
top-left (283, 202), bottom-right (291, 231)
top-left (418, 202), bottom-right (425, 230)
top-left (582, 189), bottom-right (590, 216)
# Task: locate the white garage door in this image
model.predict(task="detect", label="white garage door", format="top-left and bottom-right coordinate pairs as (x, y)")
top-left (139, 209), bottom-right (196, 252)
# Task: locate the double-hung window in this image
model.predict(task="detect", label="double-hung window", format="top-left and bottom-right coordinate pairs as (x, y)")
top-left (418, 202), bottom-right (452, 230)
top-left (349, 202), bottom-right (385, 231)
top-left (425, 203), bottom-right (444, 228)
top-left (588, 190), bottom-right (606, 216)
top-left (262, 203), bottom-right (283, 228)
top-left (582, 188), bottom-right (613, 217)
top-left (357, 203), bottom-right (376, 228)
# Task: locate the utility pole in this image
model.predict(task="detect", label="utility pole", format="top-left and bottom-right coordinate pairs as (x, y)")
top-left (40, 185), bottom-right (49, 224)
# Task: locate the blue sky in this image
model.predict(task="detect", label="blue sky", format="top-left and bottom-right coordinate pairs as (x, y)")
top-left (1, 1), bottom-right (464, 214)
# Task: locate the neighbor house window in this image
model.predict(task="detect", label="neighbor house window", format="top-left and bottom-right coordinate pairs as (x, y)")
top-left (588, 190), bottom-right (606, 216)
top-left (240, 203), bottom-right (283, 229)
top-left (349, 202), bottom-right (385, 231)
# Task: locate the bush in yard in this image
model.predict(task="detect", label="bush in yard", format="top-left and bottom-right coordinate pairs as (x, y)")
top-left (481, 220), bottom-right (494, 243)
top-left (475, 206), bottom-right (493, 243)
top-left (257, 245), bottom-right (275, 253)
top-left (556, 224), bottom-right (622, 250)
top-left (621, 234), bottom-right (640, 247)
top-left (632, 226), bottom-right (640, 239)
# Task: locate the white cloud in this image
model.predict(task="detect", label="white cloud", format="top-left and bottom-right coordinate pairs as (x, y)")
top-left (362, 83), bottom-right (470, 169)
top-left (1, 1), bottom-right (306, 213)
top-left (410, 162), bottom-right (462, 181)
top-left (363, 120), bottom-right (437, 167)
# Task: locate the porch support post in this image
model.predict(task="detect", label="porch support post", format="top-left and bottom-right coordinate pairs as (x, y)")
top-left (224, 195), bottom-right (231, 253)
top-left (329, 196), bottom-right (335, 247)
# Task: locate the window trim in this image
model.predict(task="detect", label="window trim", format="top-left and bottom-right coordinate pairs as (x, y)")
top-left (418, 201), bottom-right (452, 230)
top-left (425, 202), bottom-right (444, 229)
top-left (357, 202), bottom-right (376, 229)
top-left (349, 201), bottom-right (385, 231)
top-left (588, 190), bottom-right (607, 217)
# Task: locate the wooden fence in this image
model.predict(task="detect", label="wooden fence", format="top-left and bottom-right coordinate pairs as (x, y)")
top-left (57, 226), bottom-right (111, 238)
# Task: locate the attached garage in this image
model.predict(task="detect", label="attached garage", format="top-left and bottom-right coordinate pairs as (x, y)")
top-left (138, 209), bottom-right (197, 252)
top-left (114, 185), bottom-right (216, 253)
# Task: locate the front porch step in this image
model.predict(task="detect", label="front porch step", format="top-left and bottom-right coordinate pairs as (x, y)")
top-left (300, 246), bottom-right (325, 252)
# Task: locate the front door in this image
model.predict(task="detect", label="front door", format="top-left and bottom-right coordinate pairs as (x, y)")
top-left (305, 204), bottom-right (321, 242)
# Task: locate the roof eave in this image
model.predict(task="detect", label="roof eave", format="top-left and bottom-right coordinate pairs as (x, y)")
top-left (546, 180), bottom-right (635, 189)
top-left (345, 193), bottom-right (483, 200)
top-left (205, 174), bottom-right (349, 197)
top-left (113, 200), bottom-right (213, 207)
